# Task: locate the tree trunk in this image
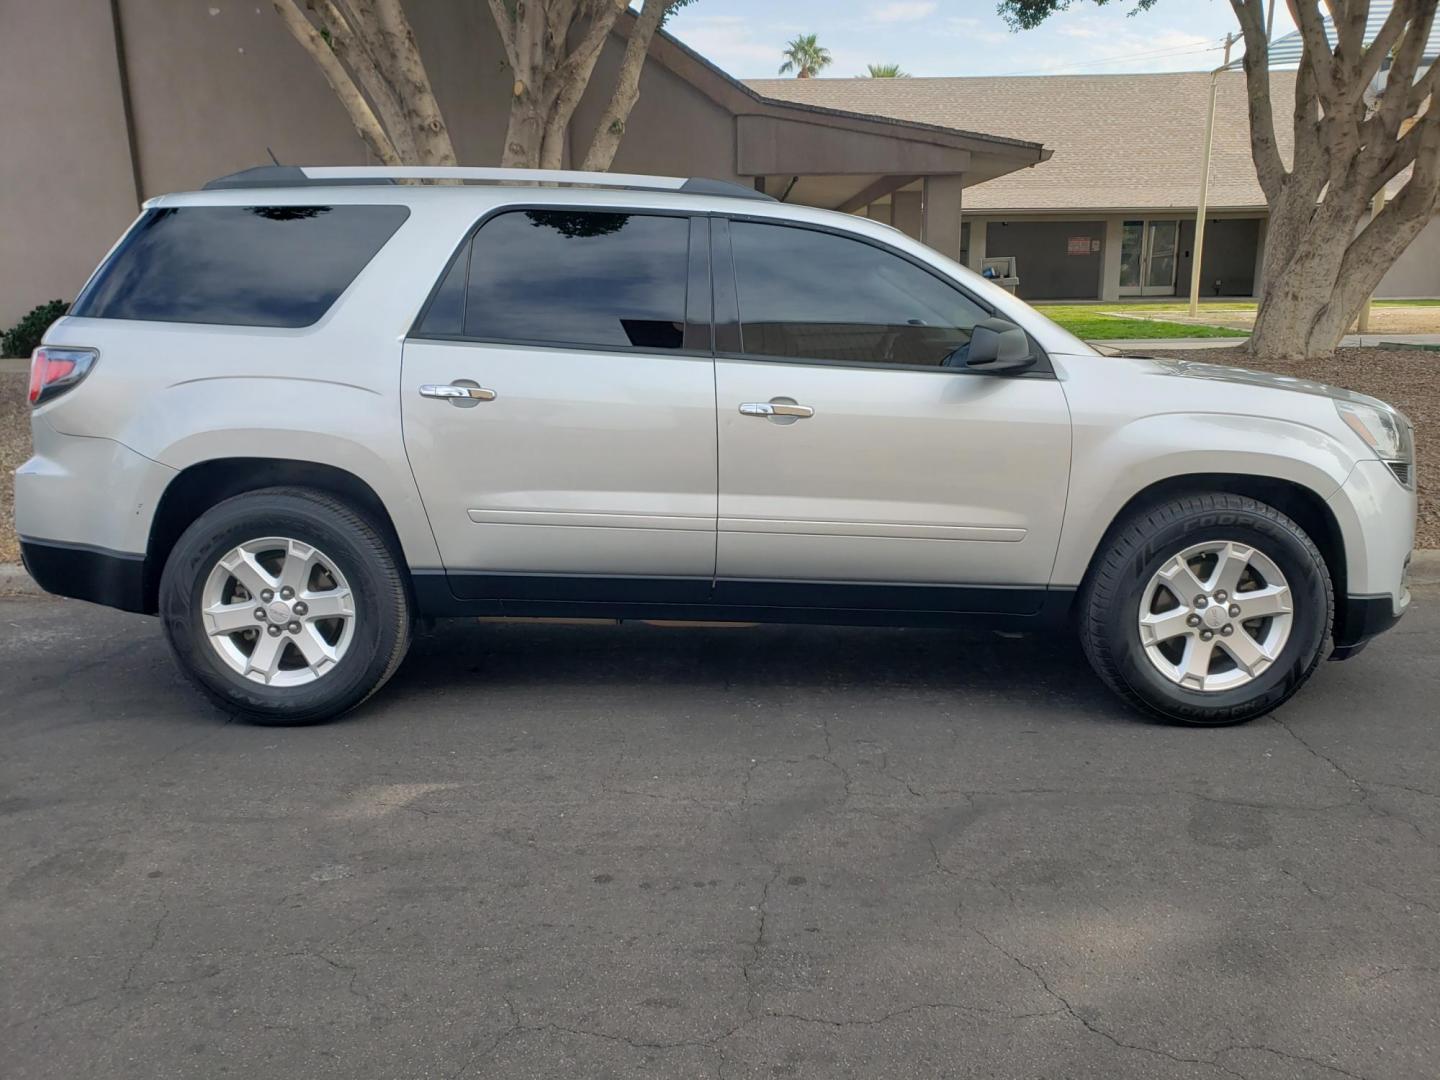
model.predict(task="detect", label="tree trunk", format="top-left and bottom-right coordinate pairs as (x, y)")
top-left (502, 87), bottom-right (546, 168)
top-left (275, 0), bottom-right (456, 167)
top-left (371, 0), bottom-right (456, 165)
top-left (580, 0), bottom-right (668, 172)
top-left (1225, 0), bottom-right (1440, 363)
top-left (273, 0), bottom-right (400, 164)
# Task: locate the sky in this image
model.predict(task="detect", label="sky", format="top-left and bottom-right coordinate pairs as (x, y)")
top-left (663, 0), bottom-right (1299, 80)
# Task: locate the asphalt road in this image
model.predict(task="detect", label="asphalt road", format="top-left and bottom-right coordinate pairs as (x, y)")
top-left (2, 592), bottom-right (1438, 1080)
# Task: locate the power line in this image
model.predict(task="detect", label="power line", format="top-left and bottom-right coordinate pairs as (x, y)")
top-left (994, 37), bottom-right (1229, 78)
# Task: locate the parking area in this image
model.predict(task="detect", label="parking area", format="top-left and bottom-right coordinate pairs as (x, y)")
top-left (3, 592), bottom-right (1438, 1080)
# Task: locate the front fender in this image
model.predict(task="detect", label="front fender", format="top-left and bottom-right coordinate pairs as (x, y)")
top-left (1050, 411), bottom-right (1358, 587)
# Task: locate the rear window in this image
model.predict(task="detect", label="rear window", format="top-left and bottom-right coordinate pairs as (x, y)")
top-left (71, 204), bottom-right (409, 328)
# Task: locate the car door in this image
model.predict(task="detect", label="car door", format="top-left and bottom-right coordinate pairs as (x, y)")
top-left (401, 208), bottom-right (717, 606)
top-left (712, 217), bottom-right (1072, 614)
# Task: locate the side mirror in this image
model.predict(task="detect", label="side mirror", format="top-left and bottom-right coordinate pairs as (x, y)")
top-left (965, 318), bottom-right (1037, 374)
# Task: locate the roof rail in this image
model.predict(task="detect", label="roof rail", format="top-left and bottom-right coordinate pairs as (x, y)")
top-left (204, 165), bottom-right (776, 201)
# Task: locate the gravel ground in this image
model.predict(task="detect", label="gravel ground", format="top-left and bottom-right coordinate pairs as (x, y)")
top-left (1138, 347), bottom-right (1437, 548)
top-left (1, 373), bottom-right (27, 564)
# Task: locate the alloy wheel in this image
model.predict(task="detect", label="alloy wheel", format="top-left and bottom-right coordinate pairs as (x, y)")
top-left (1137, 540), bottom-right (1294, 693)
top-left (199, 537), bottom-right (356, 687)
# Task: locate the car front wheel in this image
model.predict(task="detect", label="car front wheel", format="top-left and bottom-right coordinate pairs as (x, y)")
top-left (160, 487), bottom-right (412, 725)
top-left (1078, 492), bottom-right (1333, 725)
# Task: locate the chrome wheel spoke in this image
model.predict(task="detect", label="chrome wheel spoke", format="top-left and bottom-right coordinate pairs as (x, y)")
top-left (277, 540), bottom-right (321, 597)
top-left (1179, 636), bottom-right (1216, 688)
top-left (221, 547), bottom-right (278, 599)
top-left (1208, 541), bottom-right (1252, 596)
top-left (1139, 606), bottom-right (1194, 645)
top-left (245, 629), bottom-right (287, 683)
top-left (293, 624), bottom-right (340, 676)
top-left (1218, 627), bottom-right (1272, 676)
top-left (204, 601), bottom-right (260, 637)
top-left (300, 589), bottom-right (353, 621)
top-left (1234, 584), bottom-right (1292, 620)
top-left (1157, 556), bottom-right (1208, 601)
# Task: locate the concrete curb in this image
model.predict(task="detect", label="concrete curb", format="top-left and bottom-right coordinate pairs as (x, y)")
top-left (0, 564), bottom-right (43, 598)
top-left (1411, 549), bottom-right (1440, 586)
top-left (2, 551), bottom-right (1438, 600)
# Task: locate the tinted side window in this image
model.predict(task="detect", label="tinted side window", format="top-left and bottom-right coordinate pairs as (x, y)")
top-left (416, 247), bottom-right (468, 336)
top-left (72, 205), bottom-right (409, 328)
top-left (463, 210), bottom-right (688, 350)
top-left (729, 221), bottom-right (989, 367)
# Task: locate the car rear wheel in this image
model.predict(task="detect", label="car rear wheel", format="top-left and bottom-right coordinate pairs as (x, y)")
top-left (160, 488), bottom-right (411, 725)
top-left (1078, 492), bottom-right (1333, 725)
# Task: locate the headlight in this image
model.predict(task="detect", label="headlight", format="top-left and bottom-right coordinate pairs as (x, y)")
top-left (1335, 400), bottom-right (1413, 463)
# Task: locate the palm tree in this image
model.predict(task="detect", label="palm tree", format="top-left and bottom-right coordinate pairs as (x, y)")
top-left (864, 63), bottom-right (910, 78)
top-left (778, 34), bottom-right (832, 79)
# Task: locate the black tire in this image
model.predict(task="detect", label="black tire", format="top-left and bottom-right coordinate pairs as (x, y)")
top-left (1078, 492), bottom-right (1333, 726)
top-left (160, 487), bottom-right (411, 726)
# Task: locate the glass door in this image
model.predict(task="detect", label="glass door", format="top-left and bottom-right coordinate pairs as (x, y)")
top-left (1119, 221), bottom-right (1144, 291)
top-left (1118, 219), bottom-right (1180, 297)
top-left (1144, 221), bottom-right (1179, 293)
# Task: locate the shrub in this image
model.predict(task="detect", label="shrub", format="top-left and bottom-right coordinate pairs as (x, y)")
top-left (2, 300), bottom-right (70, 358)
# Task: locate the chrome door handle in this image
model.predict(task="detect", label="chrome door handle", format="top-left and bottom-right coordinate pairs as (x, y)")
top-left (419, 382), bottom-right (497, 403)
top-left (739, 401), bottom-right (814, 418)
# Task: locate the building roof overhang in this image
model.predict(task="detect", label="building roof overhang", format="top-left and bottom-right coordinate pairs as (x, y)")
top-left (619, 16), bottom-right (1050, 209)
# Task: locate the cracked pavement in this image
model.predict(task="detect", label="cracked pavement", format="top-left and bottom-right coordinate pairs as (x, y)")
top-left (2, 590), bottom-right (1437, 1079)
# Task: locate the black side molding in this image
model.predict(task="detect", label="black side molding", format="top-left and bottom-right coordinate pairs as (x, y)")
top-left (412, 570), bottom-right (1076, 631)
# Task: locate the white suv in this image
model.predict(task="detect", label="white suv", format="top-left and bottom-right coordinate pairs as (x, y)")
top-left (15, 166), bottom-right (1416, 726)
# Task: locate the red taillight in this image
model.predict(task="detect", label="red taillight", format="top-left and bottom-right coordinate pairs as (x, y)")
top-left (28, 347), bottom-right (97, 406)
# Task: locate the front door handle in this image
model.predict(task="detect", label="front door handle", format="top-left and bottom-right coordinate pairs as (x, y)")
top-left (739, 401), bottom-right (814, 419)
top-left (419, 382), bottom-right (497, 407)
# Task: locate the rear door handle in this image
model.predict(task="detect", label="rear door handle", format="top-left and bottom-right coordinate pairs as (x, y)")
top-left (739, 401), bottom-right (814, 419)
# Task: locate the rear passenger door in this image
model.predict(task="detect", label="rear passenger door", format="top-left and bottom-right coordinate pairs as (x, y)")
top-left (401, 208), bottom-right (717, 605)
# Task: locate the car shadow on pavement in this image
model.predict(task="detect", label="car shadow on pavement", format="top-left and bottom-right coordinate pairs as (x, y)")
top-left (381, 619), bottom-right (1146, 728)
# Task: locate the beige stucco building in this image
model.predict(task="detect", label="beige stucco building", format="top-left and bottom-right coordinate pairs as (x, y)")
top-left (752, 71), bottom-right (1440, 303)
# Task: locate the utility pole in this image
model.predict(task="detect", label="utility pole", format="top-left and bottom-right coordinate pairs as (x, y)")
top-left (1187, 31), bottom-right (1237, 319)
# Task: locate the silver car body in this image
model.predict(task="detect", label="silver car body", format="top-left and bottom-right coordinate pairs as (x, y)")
top-left (15, 173), bottom-right (1416, 641)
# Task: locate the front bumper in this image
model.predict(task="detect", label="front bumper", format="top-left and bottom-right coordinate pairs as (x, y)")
top-left (1330, 589), bottom-right (1407, 660)
top-left (1326, 459), bottom-right (1415, 660)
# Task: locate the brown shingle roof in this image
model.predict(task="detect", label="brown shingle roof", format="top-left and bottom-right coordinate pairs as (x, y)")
top-left (745, 72), bottom-right (1297, 213)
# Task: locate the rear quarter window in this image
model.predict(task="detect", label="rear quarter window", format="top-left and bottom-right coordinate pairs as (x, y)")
top-left (71, 204), bottom-right (409, 328)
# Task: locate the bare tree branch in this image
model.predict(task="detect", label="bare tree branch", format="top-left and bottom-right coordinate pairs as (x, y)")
top-left (487, 0), bottom-right (521, 72)
top-left (541, 0), bottom-right (627, 169)
top-left (580, 0), bottom-right (671, 171)
top-left (272, 0), bottom-right (399, 164)
top-left (370, 0), bottom-right (455, 164)
top-left (1289, 0), bottom-right (1338, 99)
top-left (1231, 0), bottom-right (1287, 200)
top-left (1356, 0), bottom-right (1413, 89)
top-left (307, 0), bottom-right (417, 161)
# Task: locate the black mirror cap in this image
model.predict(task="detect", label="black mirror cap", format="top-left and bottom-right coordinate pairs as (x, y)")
top-left (966, 317), bottom-right (1037, 374)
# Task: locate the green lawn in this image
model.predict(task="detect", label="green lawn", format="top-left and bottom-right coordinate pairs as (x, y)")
top-left (1036, 304), bottom-right (1250, 341)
